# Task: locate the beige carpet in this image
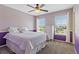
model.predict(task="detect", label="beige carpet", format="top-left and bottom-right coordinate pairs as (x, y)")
top-left (38, 40), bottom-right (75, 54)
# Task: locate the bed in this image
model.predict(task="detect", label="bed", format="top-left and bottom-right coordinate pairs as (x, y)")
top-left (4, 31), bottom-right (47, 54)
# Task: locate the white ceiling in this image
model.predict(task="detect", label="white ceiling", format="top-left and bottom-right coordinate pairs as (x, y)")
top-left (3, 4), bottom-right (74, 16)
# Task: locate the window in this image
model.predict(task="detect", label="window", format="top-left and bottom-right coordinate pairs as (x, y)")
top-left (55, 15), bottom-right (68, 35)
top-left (37, 18), bottom-right (45, 32)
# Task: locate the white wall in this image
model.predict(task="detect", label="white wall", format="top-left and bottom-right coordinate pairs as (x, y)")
top-left (0, 5), bottom-right (34, 32)
top-left (74, 5), bottom-right (79, 36)
top-left (44, 14), bottom-right (54, 40)
top-left (35, 14), bottom-right (54, 40)
top-left (74, 4), bottom-right (79, 53)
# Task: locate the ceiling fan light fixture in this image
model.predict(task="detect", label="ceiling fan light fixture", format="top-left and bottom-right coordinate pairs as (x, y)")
top-left (27, 4), bottom-right (48, 13)
top-left (35, 9), bottom-right (40, 13)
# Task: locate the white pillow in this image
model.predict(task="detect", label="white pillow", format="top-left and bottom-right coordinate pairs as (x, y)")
top-left (19, 27), bottom-right (29, 33)
top-left (8, 27), bottom-right (19, 33)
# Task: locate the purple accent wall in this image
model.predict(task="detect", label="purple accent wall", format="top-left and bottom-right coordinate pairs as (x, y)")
top-left (0, 32), bottom-right (8, 45)
top-left (54, 35), bottom-right (66, 41)
top-left (75, 35), bottom-right (79, 54)
top-left (54, 31), bottom-right (73, 42)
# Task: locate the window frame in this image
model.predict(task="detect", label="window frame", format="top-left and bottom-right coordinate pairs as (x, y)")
top-left (54, 14), bottom-right (68, 35)
top-left (36, 17), bottom-right (46, 32)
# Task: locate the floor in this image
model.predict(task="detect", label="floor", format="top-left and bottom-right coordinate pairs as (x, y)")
top-left (0, 46), bottom-right (15, 54)
top-left (0, 40), bottom-right (75, 54)
top-left (38, 40), bottom-right (75, 54)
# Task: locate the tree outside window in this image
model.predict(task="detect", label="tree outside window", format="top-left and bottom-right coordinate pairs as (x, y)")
top-left (55, 15), bottom-right (68, 35)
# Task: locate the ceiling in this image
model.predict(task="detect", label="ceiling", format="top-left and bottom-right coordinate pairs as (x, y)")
top-left (3, 4), bottom-right (74, 16)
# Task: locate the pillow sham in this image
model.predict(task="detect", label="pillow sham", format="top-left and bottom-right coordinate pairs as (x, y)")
top-left (8, 27), bottom-right (19, 33)
top-left (18, 27), bottom-right (29, 33)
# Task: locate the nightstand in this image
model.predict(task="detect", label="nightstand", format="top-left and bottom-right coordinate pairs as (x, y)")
top-left (0, 32), bottom-right (8, 46)
top-left (0, 38), bottom-right (6, 45)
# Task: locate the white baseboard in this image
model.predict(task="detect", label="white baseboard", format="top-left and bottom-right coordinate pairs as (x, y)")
top-left (0, 45), bottom-right (6, 48)
top-left (74, 48), bottom-right (77, 54)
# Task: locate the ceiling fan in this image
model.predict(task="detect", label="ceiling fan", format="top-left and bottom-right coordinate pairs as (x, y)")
top-left (27, 4), bottom-right (48, 13)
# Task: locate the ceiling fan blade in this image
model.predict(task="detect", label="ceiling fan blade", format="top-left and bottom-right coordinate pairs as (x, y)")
top-left (40, 4), bottom-right (45, 8)
top-left (40, 9), bottom-right (48, 12)
top-left (28, 10), bottom-right (34, 12)
top-left (27, 4), bottom-right (35, 8)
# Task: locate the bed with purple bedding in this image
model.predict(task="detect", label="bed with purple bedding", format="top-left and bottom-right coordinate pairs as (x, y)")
top-left (4, 32), bottom-right (47, 54)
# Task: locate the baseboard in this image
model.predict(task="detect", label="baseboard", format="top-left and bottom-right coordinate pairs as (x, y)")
top-left (65, 42), bottom-right (74, 45)
top-left (54, 39), bottom-right (74, 45)
top-left (0, 45), bottom-right (6, 48)
top-left (50, 39), bottom-right (53, 41)
top-left (74, 48), bottom-right (77, 54)
top-left (46, 39), bottom-right (54, 42)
